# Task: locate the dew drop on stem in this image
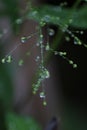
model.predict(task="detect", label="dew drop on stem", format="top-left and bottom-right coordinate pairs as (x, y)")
top-left (48, 28), bottom-right (55, 36)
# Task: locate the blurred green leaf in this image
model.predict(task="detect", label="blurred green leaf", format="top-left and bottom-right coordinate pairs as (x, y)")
top-left (0, 64), bottom-right (13, 109)
top-left (6, 112), bottom-right (42, 130)
top-left (1, 0), bottom-right (20, 33)
top-left (27, 5), bottom-right (87, 29)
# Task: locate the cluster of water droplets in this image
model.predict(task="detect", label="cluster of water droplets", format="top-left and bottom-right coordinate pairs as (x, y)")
top-left (32, 26), bottom-right (51, 106)
top-left (1, 55), bottom-right (12, 64)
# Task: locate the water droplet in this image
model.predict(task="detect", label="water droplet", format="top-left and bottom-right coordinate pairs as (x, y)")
top-left (44, 69), bottom-right (50, 78)
top-left (63, 52), bottom-right (67, 55)
top-left (43, 101), bottom-right (47, 106)
top-left (40, 34), bottom-right (43, 38)
top-left (59, 52), bottom-right (67, 56)
top-left (48, 28), bottom-right (55, 36)
top-left (80, 31), bottom-right (84, 35)
top-left (69, 60), bottom-right (73, 64)
top-left (1, 58), bottom-right (5, 63)
top-left (40, 92), bottom-right (45, 98)
top-left (40, 21), bottom-right (46, 27)
top-left (33, 83), bottom-right (40, 92)
top-left (6, 55), bottom-right (12, 63)
top-left (74, 41), bottom-right (77, 45)
top-left (45, 44), bottom-right (50, 51)
top-left (21, 37), bottom-right (27, 43)
top-left (73, 64), bottom-right (77, 68)
top-left (67, 30), bottom-right (72, 35)
top-left (35, 56), bottom-right (40, 62)
top-left (74, 37), bottom-right (82, 45)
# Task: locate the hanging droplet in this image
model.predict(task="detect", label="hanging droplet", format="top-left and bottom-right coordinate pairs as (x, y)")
top-left (80, 31), bottom-right (84, 35)
top-left (40, 21), bottom-right (46, 27)
top-left (6, 55), bottom-right (12, 63)
top-left (74, 37), bottom-right (82, 45)
top-left (32, 83), bottom-right (40, 94)
top-left (45, 70), bottom-right (50, 78)
top-left (1, 56), bottom-right (12, 63)
top-left (59, 52), bottom-right (67, 56)
top-left (35, 56), bottom-right (40, 62)
top-left (40, 34), bottom-right (43, 38)
top-left (21, 37), bottom-right (27, 43)
top-left (1, 58), bottom-right (5, 63)
top-left (40, 92), bottom-right (45, 98)
top-left (43, 69), bottom-right (50, 79)
top-left (43, 101), bottom-right (47, 106)
top-left (45, 44), bottom-right (50, 51)
top-left (69, 60), bottom-right (73, 65)
top-left (74, 41), bottom-right (77, 45)
top-left (73, 64), bottom-right (77, 68)
top-left (48, 28), bottom-right (55, 36)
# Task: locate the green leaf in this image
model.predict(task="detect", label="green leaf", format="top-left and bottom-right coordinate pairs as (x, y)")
top-left (6, 112), bottom-right (42, 130)
top-left (27, 5), bottom-right (87, 29)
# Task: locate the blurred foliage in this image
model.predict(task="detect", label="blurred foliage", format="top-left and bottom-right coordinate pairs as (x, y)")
top-left (0, 0), bottom-right (42, 129)
top-left (0, 64), bottom-right (13, 109)
top-left (0, 0), bottom-right (20, 32)
top-left (28, 4), bottom-right (87, 29)
top-left (0, 0), bottom-right (19, 108)
top-left (6, 112), bottom-right (42, 130)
